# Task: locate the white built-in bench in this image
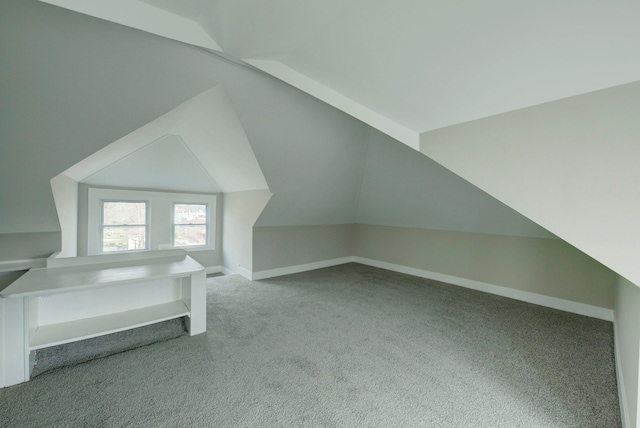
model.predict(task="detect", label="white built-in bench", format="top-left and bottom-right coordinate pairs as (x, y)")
top-left (0, 249), bottom-right (206, 388)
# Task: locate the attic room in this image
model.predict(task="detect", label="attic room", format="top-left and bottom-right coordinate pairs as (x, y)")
top-left (1, 0), bottom-right (639, 426)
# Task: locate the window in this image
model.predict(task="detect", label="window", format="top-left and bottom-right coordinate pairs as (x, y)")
top-left (100, 200), bottom-right (148, 252)
top-left (87, 188), bottom-right (217, 256)
top-left (172, 203), bottom-right (208, 247)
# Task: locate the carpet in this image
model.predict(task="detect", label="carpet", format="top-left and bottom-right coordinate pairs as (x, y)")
top-left (0, 263), bottom-right (620, 427)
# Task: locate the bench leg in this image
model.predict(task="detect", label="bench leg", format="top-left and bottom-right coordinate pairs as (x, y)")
top-left (1, 297), bottom-right (30, 388)
top-left (184, 271), bottom-right (206, 336)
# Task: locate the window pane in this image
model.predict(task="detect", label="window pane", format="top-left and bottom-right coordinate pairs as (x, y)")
top-left (174, 204), bottom-right (207, 225)
top-left (102, 226), bottom-right (146, 252)
top-left (103, 201), bottom-right (146, 225)
top-left (174, 225), bottom-right (206, 247)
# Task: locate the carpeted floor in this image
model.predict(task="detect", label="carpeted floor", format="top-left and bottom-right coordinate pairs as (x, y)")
top-left (0, 263), bottom-right (621, 427)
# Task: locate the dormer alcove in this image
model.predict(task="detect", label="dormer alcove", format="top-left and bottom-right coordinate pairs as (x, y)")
top-left (50, 85), bottom-right (271, 275)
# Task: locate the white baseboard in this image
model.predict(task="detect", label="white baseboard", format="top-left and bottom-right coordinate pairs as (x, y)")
top-left (352, 257), bottom-right (614, 322)
top-left (614, 319), bottom-right (631, 428)
top-left (205, 266), bottom-right (222, 275)
top-left (221, 266), bottom-right (234, 276)
top-left (238, 266), bottom-right (253, 280)
top-left (232, 256), bottom-right (614, 321)
top-left (251, 257), bottom-right (353, 281)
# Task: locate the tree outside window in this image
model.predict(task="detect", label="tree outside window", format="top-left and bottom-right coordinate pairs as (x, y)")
top-left (101, 201), bottom-right (148, 252)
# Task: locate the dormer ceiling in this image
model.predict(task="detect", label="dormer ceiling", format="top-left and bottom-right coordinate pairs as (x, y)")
top-left (40, 0), bottom-right (640, 149)
top-left (63, 85), bottom-right (269, 194)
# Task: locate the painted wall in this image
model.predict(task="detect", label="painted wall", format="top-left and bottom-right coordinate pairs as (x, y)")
top-left (0, 0), bottom-right (372, 265)
top-left (353, 224), bottom-right (616, 309)
top-left (0, 232), bottom-right (60, 263)
top-left (252, 225), bottom-right (354, 273)
top-left (357, 129), bottom-right (554, 238)
top-left (615, 276), bottom-right (640, 428)
top-left (0, 0), bottom-right (220, 236)
top-left (50, 174), bottom-right (79, 258)
top-left (222, 190), bottom-right (272, 276)
top-left (237, 78), bottom-right (370, 227)
top-left (420, 80), bottom-right (640, 287)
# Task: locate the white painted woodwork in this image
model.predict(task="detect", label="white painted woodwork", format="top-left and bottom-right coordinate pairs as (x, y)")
top-left (30, 301), bottom-right (190, 349)
top-left (0, 250), bottom-right (205, 388)
top-left (39, 0), bottom-right (222, 51)
top-left (50, 174), bottom-right (78, 258)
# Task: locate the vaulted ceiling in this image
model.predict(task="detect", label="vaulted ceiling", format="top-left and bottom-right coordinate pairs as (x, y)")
top-left (3, 0), bottom-right (640, 285)
top-left (41, 0), bottom-right (640, 149)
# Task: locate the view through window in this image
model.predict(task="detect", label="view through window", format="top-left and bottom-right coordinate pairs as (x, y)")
top-left (173, 203), bottom-right (208, 247)
top-left (101, 200), bottom-right (148, 252)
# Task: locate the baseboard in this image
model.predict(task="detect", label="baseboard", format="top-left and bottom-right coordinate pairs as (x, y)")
top-left (221, 266), bottom-right (234, 276)
top-left (251, 257), bottom-right (354, 281)
top-left (234, 255), bottom-right (613, 321)
top-left (238, 266), bottom-right (253, 280)
top-left (205, 266), bottom-right (222, 275)
top-left (353, 257), bottom-right (614, 322)
top-left (614, 319), bottom-right (631, 428)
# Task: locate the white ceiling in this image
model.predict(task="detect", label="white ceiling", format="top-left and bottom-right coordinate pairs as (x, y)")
top-left (40, 0), bottom-right (640, 148)
top-left (63, 85), bottom-right (268, 194)
top-left (82, 134), bottom-right (222, 193)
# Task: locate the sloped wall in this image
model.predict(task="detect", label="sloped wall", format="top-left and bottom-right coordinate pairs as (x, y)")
top-left (0, 0), bottom-right (370, 264)
top-left (0, 0), bottom-right (220, 238)
top-left (356, 130), bottom-right (554, 238)
top-left (420, 80), bottom-right (640, 287)
top-left (353, 224), bottom-right (616, 309)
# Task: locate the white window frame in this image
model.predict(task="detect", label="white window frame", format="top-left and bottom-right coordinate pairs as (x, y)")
top-left (99, 199), bottom-right (150, 253)
top-left (87, 188), bottom-right (217, 255)
top-left (171, 202), bottom-right (210, 248)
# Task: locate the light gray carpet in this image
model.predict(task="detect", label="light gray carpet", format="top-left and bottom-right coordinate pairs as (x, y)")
top-left (0, 263), bottom-right (620, 427)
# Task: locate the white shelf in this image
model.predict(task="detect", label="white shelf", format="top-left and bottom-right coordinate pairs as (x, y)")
top-left (1, 254), bottom-right (203, 298)
top-left (29, 301), bottom-right (190, 350)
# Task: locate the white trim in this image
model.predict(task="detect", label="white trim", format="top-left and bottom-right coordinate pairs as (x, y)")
top-left (251, 257), bottom-right (354, 281)
top-left (221, 266), bottom-right (234, 276)
top-left (238, 266), bottom-right (253, 280)
top-left (245, 59), bottom-right (420, 151)
top-left (88, 187), bottom-right (217, 256)
top-left (0, 259), bottom-right (47, 273)
top-left (205, 266), bottom-right (222, 275)
top-left (230, 255), bottom-right (614, 321)
top-left (614, 318), bottom-right (631, 428)
top-left (353, 257), bottom-right (614, 321)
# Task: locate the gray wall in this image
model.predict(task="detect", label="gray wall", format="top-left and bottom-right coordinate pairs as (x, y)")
top-left (357, 130), bottom-right (554, 238)
top-left (0, 232), bottom-right (60, 262)
top-left (252, 225), bottom-right (354, 272)
top-left (353, 224), bottom-right (616, 308)
top-left (0, 0), bottom-right (220, 236)
top-left (0, 0), bottom-right (373, 264)
top-left (615, 276), bottom-right (640, 428)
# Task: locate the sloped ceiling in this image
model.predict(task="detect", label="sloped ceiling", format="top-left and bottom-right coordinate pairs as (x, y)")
top-left (356, 130), bottom-right (555, 239)
top-left (5, 0), bottom-right (639, 283)
top-left (64, 85), bottom-right (268, 193)
top-left (40, 0), bottom-right (640, 149)
top-left (82, 134), bottom-right (222, 193)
